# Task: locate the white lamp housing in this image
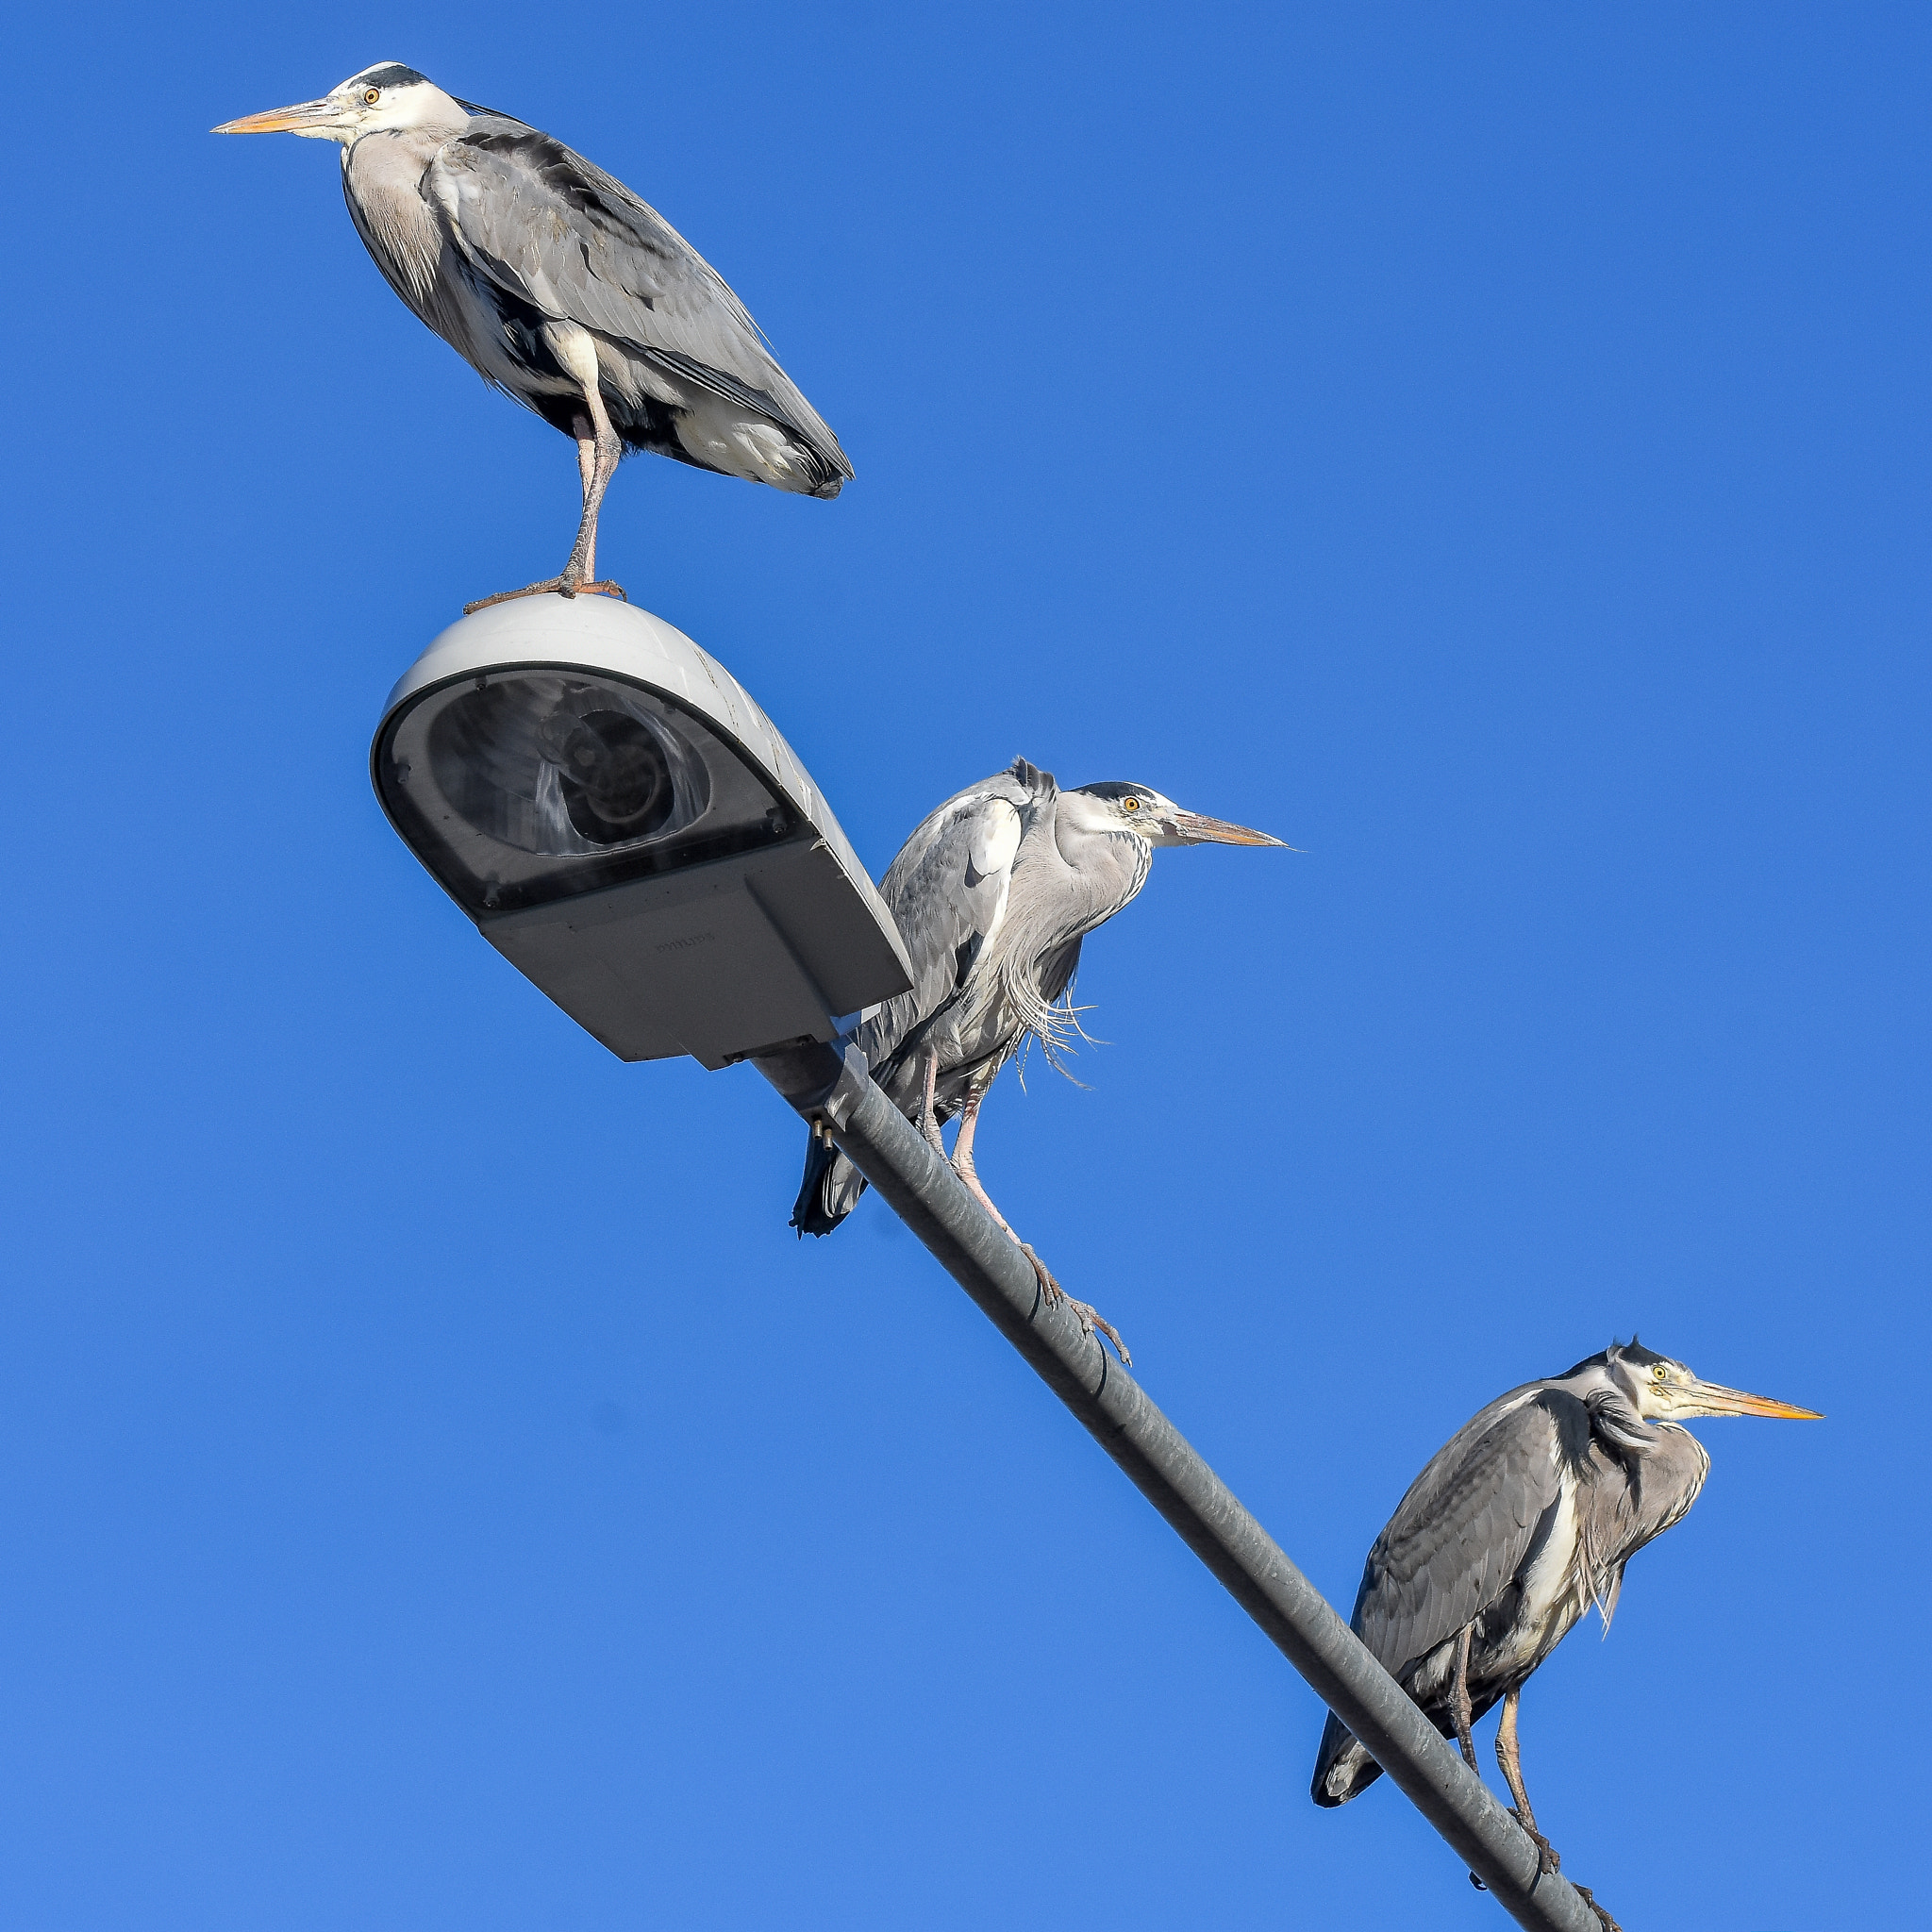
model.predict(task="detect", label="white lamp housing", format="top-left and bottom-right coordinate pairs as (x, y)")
top-left (372, 596), bottom-right (912, 1069)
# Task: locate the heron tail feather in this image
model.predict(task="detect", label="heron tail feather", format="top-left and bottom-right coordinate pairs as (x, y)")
top-left (1310, 1710), bottom-right (1382, 1807)
top-left (791, 1129), bottom-right (868, 1237)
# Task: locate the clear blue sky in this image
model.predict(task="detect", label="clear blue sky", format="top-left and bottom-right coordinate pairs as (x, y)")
top-left (2, 5), bottom-right (1924, 1927)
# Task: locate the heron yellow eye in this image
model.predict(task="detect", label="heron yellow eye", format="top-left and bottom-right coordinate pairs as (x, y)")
top-left (1652, 1364), bottom-right (1668, 1381)
top-left (1122, 797), bottom-right (1141, 811)
top-left (364, 88), bottom-right (381, 104)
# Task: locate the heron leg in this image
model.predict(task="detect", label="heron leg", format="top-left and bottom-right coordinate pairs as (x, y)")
top-left (559, 389), bottom-right (623, 594)
top-left (1452, 1627), bottom-right (1491, 1895)
top-left (918, 1047), bottom-right (944, 1156)
top-left (1495, 1689), bottom-right (1559, 1874)
top-left (1449, 1625), bottom-right (1479, 1773)
top-left (949, 1082), bottom-right (1131, 1365)
top-left (463, 339), bottom-right (627, 613)
top-left (1495, 1693), bottom-right (1619, 1930)
top-left (572, 412), bottom-right (600, 581)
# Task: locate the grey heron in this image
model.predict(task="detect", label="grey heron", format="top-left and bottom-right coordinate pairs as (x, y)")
top-left (215, 63), bottom-right (851, 609)
top-left (1312, 1337), bottom-right (1820, 1928)
top-left (792, 758), bottom-right (1287, 1359)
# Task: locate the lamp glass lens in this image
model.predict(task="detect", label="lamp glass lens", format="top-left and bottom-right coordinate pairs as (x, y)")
top-left (377, 668), bottom-right (798, 913)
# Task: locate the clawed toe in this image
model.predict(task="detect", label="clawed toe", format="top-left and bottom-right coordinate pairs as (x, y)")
top-left (1070, 1300), bottom-right (1131, 1365)
top-left (1508, 1810), bottom-right (1560, 1874)
top-left (1473, 1814), bottom-right (1572, 1900)
top-left (1019, 1242), bottom-right (1063, 1308)
top-left (464, 576), bottom-right (569, 613)
top-left (1017, 1246), bottom-right (1131, 1364)
top-left (462, 577), bottom-right (627, 615)
top-left (1572, 1884), bottom-right (1621, 1932)
top-left (1501, 1813), bottom-right (1615, 1932)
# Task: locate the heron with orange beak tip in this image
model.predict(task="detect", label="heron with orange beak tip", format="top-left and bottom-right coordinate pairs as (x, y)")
top-left (1312, 1337), bottom-right (1821, 1930)
top-left (790, 758), bottom-right (1291, 1360)
top-left (215, 64), bottom-right (851, 609)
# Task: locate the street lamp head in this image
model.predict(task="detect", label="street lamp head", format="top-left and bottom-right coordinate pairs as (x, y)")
top-left (372, 596), bottom-right (911, 1068)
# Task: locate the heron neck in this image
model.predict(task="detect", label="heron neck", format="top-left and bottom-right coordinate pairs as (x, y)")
top-left (1049, 822), bottom-right (1153, 925)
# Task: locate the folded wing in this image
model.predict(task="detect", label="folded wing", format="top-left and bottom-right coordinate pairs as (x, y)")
top-left (430, 116), bottom-right (851, 482)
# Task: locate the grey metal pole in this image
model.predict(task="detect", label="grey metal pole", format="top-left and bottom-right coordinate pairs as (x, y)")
top-left (756, 1040), bottom-right (1604, 1932)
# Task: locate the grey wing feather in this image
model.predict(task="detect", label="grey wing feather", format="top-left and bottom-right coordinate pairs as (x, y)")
top-left (793, 760), bottom-right (1047, 1234)
top-left (1350, 1391), bottom-right (1572, 1679)
top-left (429, 116), bottom-right (851, 475)
top-left (858, 762), bottom-right (1047, 1082)
top-left (1316, 1389), bottom-right (1590, 1807)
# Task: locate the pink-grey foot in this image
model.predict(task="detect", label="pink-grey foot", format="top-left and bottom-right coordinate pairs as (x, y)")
top-left (463, 577), bottom-right (626, 615)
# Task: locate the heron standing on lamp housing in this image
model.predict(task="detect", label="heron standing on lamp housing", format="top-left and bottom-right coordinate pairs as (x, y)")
top-left (792, 758), bottom-right (1288, 1360)
top-left (215, 64), bottom-right (851, 610)
top-left (1312, 1337), bottom-right (1820, 1931)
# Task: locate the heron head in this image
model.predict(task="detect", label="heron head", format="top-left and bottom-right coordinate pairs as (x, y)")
top-left (1593, 1338), bottom-right (1821, 1424)
top-left (212, 63), bottom-right (470, 144)
top-left (1063, 782), bottom-right (1289, 851)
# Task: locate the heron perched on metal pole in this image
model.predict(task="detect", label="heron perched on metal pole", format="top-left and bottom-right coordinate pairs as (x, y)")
top-left (215, 64), bottom-right (851, 610)
top-left (791, 757), bottom-right (1287, 1359)
top-left (759, 1037), bottom-right (1608, 1930)
top-left (1313, 1337), bottom-right (1821, 1929)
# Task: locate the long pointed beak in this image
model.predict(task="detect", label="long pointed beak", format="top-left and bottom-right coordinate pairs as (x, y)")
top-left (1168, 811), bottom-right (1291, 848)
top-left (1686, 1379), bottom-right (1823, 1420)
top-left (212, 98), bottom-right (337, 135)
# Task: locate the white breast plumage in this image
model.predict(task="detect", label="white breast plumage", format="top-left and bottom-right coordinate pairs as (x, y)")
top-left (1506, 1466), bottom-right (1591, 1668)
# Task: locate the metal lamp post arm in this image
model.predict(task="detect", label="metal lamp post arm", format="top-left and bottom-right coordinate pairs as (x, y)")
top-left (755, 1040), bottom-right (1603, 1932)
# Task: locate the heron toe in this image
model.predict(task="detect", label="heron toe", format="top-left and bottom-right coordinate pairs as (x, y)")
top-left (1510, 1815), bottom-right (1560, 1875)
top-left (1017, 1245), bottom-right (1130, 1363)
top-left (1572, 1884), bottom-right (1622, 1932)
top-left (1068, 1297), bottom-right (1131, 1365)
top-left (1018, 1241), bottom-right (1064, 1309)
top-left (462, 579), bottom-right (628, 615)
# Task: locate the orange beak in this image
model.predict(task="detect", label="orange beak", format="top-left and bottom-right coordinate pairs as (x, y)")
top-left (1685, 1379), bottom-right (1823, 1421)
top-left (1167, 812), bottom-right (1289, 848)
top-left (211, 99), bottom-right (338, 135)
